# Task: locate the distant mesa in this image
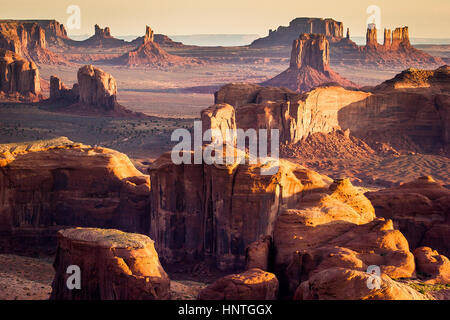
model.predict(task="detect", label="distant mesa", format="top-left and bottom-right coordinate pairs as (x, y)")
top-left (0, 49), bottom-right (42, 102)
top-left (114, 26), bottom-right (198, 67)
top-left (50, 64), bottom-right (147, 118)
top-left (0, 20), bottom-right (68, 65)
top-left (262, 33), bottom-right (357, 92)
top-left (251, 17), bottom-right (344, 47)
top-left (250, 17), bottom-right (443, 68)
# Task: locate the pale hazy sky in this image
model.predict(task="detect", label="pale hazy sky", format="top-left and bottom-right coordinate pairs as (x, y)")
top-left (1, 0), bottom-right (449, 38)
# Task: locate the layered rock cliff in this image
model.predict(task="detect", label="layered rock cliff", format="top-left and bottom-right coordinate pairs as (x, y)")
top-left (0, 21), bottom-right (66, 64)
top-left (0, 49), bottom-right (41, 102)
top-left (148, 150), bottom-right (332, 270)
top-left (0, 137), bottom-right (151, 254)
top-left (262, 34), bottom-right (357, 92)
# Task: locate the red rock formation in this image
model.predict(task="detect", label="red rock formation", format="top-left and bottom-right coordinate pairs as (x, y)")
top-left (198, 268), bottom-right (278, 300)
top-left (366, 25), bottom-right (378, 48)
top-left (294, 267), bottom-right (427, 300)
top-left (116, 26), bottom-right (197, 67)
top-left (0, 137), bottom-right (151, 254)
top-left (0, 21), bottom-right (67, 64)
top-left (0, 49), bottom-right (41, 102)
top-left (413, 247), bottom-right (450, 284)
top-left (251, 17), bottom-right (344, 47)
top-left (49, 75), bottom-right (78, 102)
top-left (50, 228), bottom-right (170, 300)
top-left (214, 84), bottom-right (370, 144)
top-left (245, 235), bottom-right (272, 271)
top-left (339, 65), bottom-right (450, 154)
top-left (365, 176), bottom-right (450, 257)
top-left (262, 34), bottom-right (357, 92)
top-left (148, 151), bottom-right (332, 270)
top-left (77, 64), bottom-right (117, 109)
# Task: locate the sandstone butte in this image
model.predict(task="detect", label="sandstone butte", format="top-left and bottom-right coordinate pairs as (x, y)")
top-left (0, 48), bottom-right (41, 102)
top-left (0, 135), bottom-right (446, 300)
top-left (198, 268), bottom-right (279, 300)
top-left (262, 33), bottom-right (357, 93)
top-left (251, 17), bottom-right (443, 68)
top-left (213, 64), bottom-right (449, 155)
top-left (50, 227), bottom-right (170, 300)
top-left (115, 26), bottom-right (198, 67)
top-left (49, 64), bottom-right (147, 118)
top-left (0, 20), bottom-right (67, 65)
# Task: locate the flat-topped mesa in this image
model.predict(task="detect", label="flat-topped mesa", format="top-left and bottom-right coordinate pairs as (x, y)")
top-left (143, 26), bottom-right (154, 44)
top-left (50, 228), bottom-right (170, 300)
top-left (290, 33), bottom-right (330, 71)
top-left (94, 24), bottom-right (112, 38)
top-left (0, 49), bottom-right (41, 102)
top-left (263, 34), bottom-right (357, 92)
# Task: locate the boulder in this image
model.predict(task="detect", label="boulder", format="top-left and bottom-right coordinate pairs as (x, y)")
top-left (0, 49), bottom-right (41, 101)
top-left (50, 228), bottom-right (170, 300)
top-left (413, 247), bottom-right (450, 284)
top-left (198, 268), bottom-right (278, 300)
top-left (294, 267), bottom-right (427, 300)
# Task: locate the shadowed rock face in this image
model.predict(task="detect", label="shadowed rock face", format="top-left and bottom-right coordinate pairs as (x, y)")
top-left (198, 268), bottom-right (279, 300)
top-left (262, 34), bottom-right (357, 93)
top-left (0, 138), bottom-right (151, 254)
top-left (148, 151), bottom-right (332, 270)
top-left (0, 49), bottom-right (41, 101)
top-left (365, 176), bottom-right (450, 257)
top-left (50, 228), bottom-right (170, 300)
top-left (49, 75), bottom-right (79, 102)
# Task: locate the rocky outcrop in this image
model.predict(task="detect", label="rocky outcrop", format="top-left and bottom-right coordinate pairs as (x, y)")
top-left (262, 34), bottom-right (357, 92)
top-left (245, 236), bottom-right (272, 271)
top-left (148, 151), bottom-right (332, 270)
top-left (214, 83), bottom-right (370, 144)
top-left (200, 103), bottom-right (236, 144)
top-left (50, 228), bottom-right (170, 300)
top-left (0, 21), bottom-right (66, 64)
top-left (75, 25), bottom-right (126, 48)
top-left (49, 75), bottom-right (78, 102)
top-left (115, 26), bottom-right (197, 67)
top-left (413, 247), bottom-right (450, 284)
top-left (77, 65), bottom-right (117, 109)
top-left (365, 176), bottom-right (450, 257)
top-left (0, 137), bottom-right (151, 255)
top-left (251, 17), bottom-right (344, 47)
top-left (0, 20), bottom-right (69, 47)
top-left (271, 178), bottom-right (416, 296)
top-left (198, 268), bottom-right (278, 300)
top-left (294, 267), bottom-right (427, 300)
top-left (0, 49), bottom-right (41, 101)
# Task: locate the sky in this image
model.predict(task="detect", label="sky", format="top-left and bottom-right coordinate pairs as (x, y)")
top-left (1, 0), bottom-right (449, 38)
